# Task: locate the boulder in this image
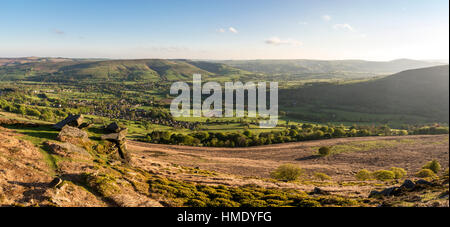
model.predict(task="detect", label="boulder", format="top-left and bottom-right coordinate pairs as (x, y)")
top-left (106, 122), bottom-right (121, 133)
top-left (369, 187), bottom-right (398, 198)
top-left (57, 125), bottom-right (89, 143)
top-left (311, 187), bottom-right (330, 195)
top-left (101, 128), bottom-right (129, 163)
top-left (369, 190), bottom-right (381, 198)
top-left (101, 128), bottom-right (128, 142)
top-left (44, 141), bottom-right (90, 158)
top-left (415, 179), bottom-right (433, 186)
top-left (53, 114), bottom-right (84, 130)
top-left (400, 179), bottom-right (415, 189)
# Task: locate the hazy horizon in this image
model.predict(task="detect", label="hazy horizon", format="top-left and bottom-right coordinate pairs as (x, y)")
top-left (1, 56), bottom-right (449, 63)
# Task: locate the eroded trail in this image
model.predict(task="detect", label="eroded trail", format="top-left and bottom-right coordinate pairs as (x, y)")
top-left (129, 135), bottom-right (449, 180)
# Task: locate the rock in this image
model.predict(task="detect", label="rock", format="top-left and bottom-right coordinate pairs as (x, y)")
top-left (369, 190), bottom-right (381, 198)
top-left (415, 179), bottom-right (433, 186)
top-left (106, 122), bottom-right (121, 133)
top-left (380, 187), bottom-right (397, 196)
top-left (400, 180), bottom-right (415, 189)
top-left (53, 114), bottom-right (84, 130)
top-left (369, 187), bottom-right (398, 197)
top-left (312, 187), bottom-right (330, 195)
top-left (44, 141), bottom-right (90, 158)
top-left (101, 128), bottom-right (130, 163)
top-left (57, 125), bottom-right (89, 143)
top-left (101, 128), bottom-right (128, 142)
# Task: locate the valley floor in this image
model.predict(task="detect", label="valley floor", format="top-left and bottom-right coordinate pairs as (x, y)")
top-left (129, 135), bottom-right (449, 181)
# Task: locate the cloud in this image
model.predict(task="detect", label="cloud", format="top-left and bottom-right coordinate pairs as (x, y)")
top-left (53, 29), bottom-right (65, 35)
top-left (333, 23), bottom-right (354, 31)
top-left (265, 37), bottom-right (302, 46)
top-left (322, 15), bottom-right (331, 22)
top-left (228, 27), bottom-right (238, 34)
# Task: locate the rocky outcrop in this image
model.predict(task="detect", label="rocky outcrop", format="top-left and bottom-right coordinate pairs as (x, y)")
top-left (106, 122), bottom-right (121, 133)
top-left (101, 128), bottom-right (128, 142)
top-left (44, 141), bottom-right (91, 159)
top-left (53, 114), bottom-right (84, 130)
top-left (369, 179), bottom-right (437, 198)
top-left (101, 128), bottom-right (130, 163)
top-left (57, 125), bottom-right (89, 144)
top-left (310, 187), bottom-right (330, 195)
top-left (400, 179), bottom-right (415, 189)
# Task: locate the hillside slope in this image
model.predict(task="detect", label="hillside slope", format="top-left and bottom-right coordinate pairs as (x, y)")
top-left (216, 59), bottom-right (446, 78)
top-left (0, 58), bottom-right (249, 82)
top-left (281, 65), bottom-right (450, 123)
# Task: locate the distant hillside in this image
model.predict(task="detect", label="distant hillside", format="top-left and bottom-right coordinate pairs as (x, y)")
top-left (216, 59), bottom-right (445, 78)
top-left (0, 57), bottom-right (94, 81)
top-left (0, 59), bottom-right (248, 82)
top-left (1, 57), bottom-right (446, 83)
top-left (280, 65), bottom-right (450, 124)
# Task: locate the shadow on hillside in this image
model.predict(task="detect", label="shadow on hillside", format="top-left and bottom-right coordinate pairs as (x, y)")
top-left (295, 155), bottom-right (320, 161)
top-left (8, 181), bottom-right (50, 204)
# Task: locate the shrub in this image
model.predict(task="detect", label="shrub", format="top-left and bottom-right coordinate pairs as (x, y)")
top-left (416, 169), bottom-right (437, 178)
top-left (293, 198), bottom-right (321, 207)
top-left (390, 167), bottom-right (407, 179)
top-left (262, 194), bottom-right (288, 201)
top-left (355, 169), bottom-right (372, 181)
top-left (270, 164), bottom-right (304, 181)
top-left (422, 160), bottom-right (441, 174)
top-left (240, 199), bottom-right (267, 207)
top-left (83, 173), bottom-right (121, 197)
top-left (318, 146), bottom-right (331, 157)
top-left (209, 198), bottom-right (240, 207)
top-left (314, 172), bottom-right (332, 181)
top-left (185, 199), bottom-right (207, 207)
top-left (372, 170), bottom-right (396, 181)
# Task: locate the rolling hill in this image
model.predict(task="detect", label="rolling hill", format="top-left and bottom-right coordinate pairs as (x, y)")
top-left (280, 65), bottom-right (450, 124)
top-left (215, 59), bottom-right (446, 79)
top-left (0, 58), bottom-right (253, 82)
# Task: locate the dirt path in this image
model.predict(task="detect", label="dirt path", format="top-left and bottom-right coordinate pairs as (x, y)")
top-left (129, 135), bottom-right (449, 180)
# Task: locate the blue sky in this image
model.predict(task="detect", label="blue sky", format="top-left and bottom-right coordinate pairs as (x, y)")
top-left (0, 0), bottom-right (448, 60)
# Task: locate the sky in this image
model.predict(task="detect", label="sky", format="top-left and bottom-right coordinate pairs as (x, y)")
top-left (0, 0), bottom-right (448, 61)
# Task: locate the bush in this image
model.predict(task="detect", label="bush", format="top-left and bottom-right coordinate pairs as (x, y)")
top-left (240, 199), bottom-right (267, 207)
top-left (416, 169), bottom-right (437, 178)
top-left (314, 172), bottom-right (332, 181)
top-left (390, 167), bottom-right (407, 179)
top-left (372, 170), bottom-right (395, 181)
top-left (270, 164), bottom-right (304, 182)
top-left (185, 199), bottom-right (207, 207)
top-left (318, 146), bottom-right (331, 157)
top-left (422, 160), bottom-right (441, 174)
top-left (355, 169), bottom-right (372, 181)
